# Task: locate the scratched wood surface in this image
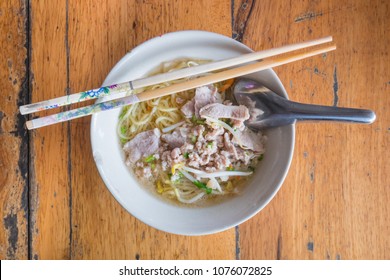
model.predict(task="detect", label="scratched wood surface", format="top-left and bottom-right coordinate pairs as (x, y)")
top-left (0, 0), bottom-right (29, 259)
top-left (29, 0), bottom-right (71, 260)
top-left (0, 0), bottom-right (389, 260)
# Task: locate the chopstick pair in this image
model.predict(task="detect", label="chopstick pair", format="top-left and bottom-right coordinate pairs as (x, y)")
top-left (22, 36), bottom-right (336, 130)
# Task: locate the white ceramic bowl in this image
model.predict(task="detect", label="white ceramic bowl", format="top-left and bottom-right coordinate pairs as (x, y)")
top-left (90, 31), bottom-right (294, 235)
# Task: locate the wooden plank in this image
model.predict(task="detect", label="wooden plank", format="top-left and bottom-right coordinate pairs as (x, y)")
top-left (29, 0), bottom-right (71, 259)
top-left (235, 0), bottom-right (390, 259)
top-left (0, 0), bottom-right (29, 259)
top-left (68, 0), bottom-right (235, 259)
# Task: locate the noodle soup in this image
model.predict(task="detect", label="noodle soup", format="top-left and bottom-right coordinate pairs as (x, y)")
top-left (118, 59), bottom-right (265, 206)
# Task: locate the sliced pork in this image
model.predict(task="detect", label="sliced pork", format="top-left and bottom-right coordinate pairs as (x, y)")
top-left (124, 128), bottom-right (161, 164)
top-left (199, 103), bottom-right (250, 121)
top-left (180, 99), bottom-right (195, 118)
top-left (230, 119), bottom-right (246, 131)
top-left (180, 85), bottom-right (222, 118)
top-left (233, 129), bottom-right (264, 152)
top-left (239, 95), bottom-right (264, 121)
top-left (194, 86), bottom-right (218, 117)
top-left (161, 129), bottom-right (186, 148)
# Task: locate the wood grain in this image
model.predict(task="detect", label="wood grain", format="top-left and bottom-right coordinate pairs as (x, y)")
top-left (29, 0), bottom-right (71, 259)
top-left (1, 0), bottom-right (389, 260)
top-left (67, 0), bottom-right (234, 259)
top-left (235, 0), bottom-right (390, 259)
top-left (0, 0), bottom-right (28, 259)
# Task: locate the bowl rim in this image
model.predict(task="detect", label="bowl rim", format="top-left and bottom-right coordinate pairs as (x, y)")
top-left (90, 30), bottom-right (295, 235)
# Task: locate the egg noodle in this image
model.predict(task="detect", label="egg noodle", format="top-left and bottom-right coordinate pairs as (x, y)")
top-left (118, 60), bottom-right (209, 141)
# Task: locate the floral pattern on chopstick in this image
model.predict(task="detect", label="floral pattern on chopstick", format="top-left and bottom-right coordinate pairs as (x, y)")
top-left (78, 84), bottom-right (119, 100)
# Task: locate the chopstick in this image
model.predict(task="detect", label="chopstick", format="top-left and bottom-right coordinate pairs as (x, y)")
top-left (19, 36), bottom-right (332, 115)
top-left (25, 43), bottom-right (336, 130)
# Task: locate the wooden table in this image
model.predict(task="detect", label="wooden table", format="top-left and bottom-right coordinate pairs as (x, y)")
top-left (1, 0), bottom-right (389, 260)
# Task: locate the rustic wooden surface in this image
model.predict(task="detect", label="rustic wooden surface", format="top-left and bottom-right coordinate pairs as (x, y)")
top-left (0, 0), bottom-right (388, 260)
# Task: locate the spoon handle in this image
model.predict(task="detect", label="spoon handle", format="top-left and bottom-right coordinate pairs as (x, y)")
top-left (233, 78), bottom-right (376, 129)
top-left (285, 99), bottom-right (376, 124)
